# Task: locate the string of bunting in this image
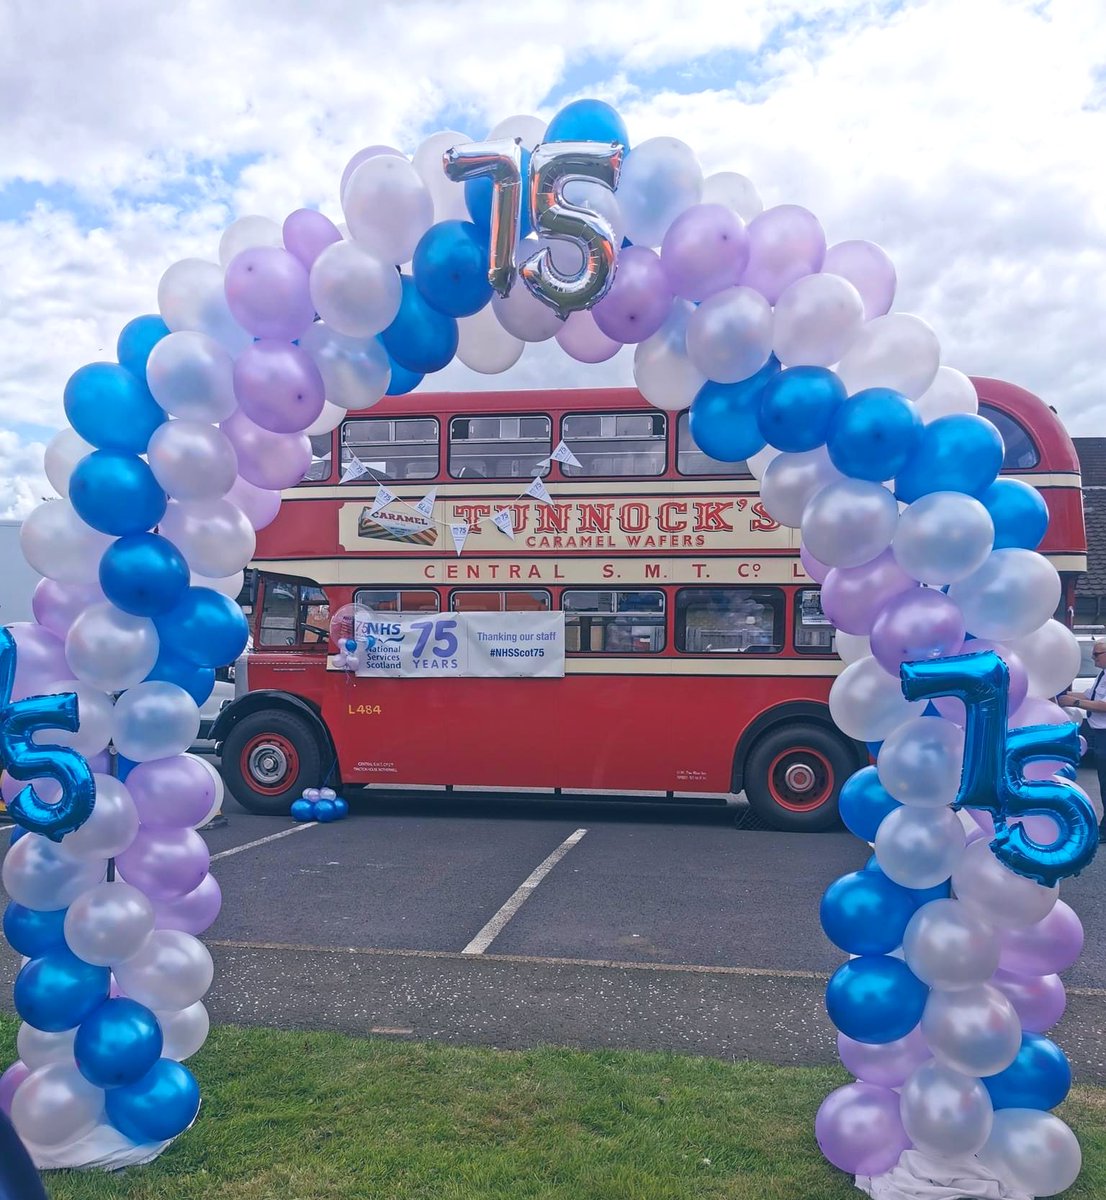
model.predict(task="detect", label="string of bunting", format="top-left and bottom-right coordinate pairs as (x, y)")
top-left (337, 437), bottom-right (583, 555)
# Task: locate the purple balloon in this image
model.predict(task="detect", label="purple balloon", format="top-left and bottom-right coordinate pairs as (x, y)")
top-left (153, 872), bottom-right (222, 935)
top-left (660, 203), bottom-right (748, 301)
top-left (116, 828), bottom-right (211, 900)
top-left (8, 623), bottom-right (68, 700)
top-left (740, 204), bottom-right (826, 304)
top-left (801, 544), bottom-right (831, 584)
top-left (823, 240), bottom-right (896, 321)
top-left (555, 310), bottom-right (621, 364)
top-left (999, 900), bottom-right (1083, 976)
top-left (126, 755), bottom-right (217, 829)
top-left (31, 578), bottom-right (105, 639)
top-left (0, 1061), bottom-right (29, 1118)
top-left (820, 550), bottom-right (918, 635)
top-left (227, 475), bottom-right (283, 532)
top-left (869, 588), bottom-right (966, 675)
top-left (934, 640), bottom-right (1028, 723)
top-left (225, 246), bottom-right (315, 342)
top-left (837, 1026), bottom-right (930, 1089)
top-left (991, 968), bottom-right (1067, 1033)
top-left (233, 340), bottom-right (325, 434)
top-left (221, 411), bottom-right (312, 491)
top-left (340, 145), bottom-right (405, 200)
top-left (283, 208), bottom-right (342, 271)
top-left (815, 1082), bottom-right (911, 1176)
top-left (592, 246), bottom-right (673, 344)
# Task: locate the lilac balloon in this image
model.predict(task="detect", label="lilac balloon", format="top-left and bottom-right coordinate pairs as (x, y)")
top-left (9, 623), bottom-right (68, 700)
top-left (823, 240), bottom-right (897, 320)
top-left (282, 209), bottom-right (342, 270)
top-left (115, 828), bottom-right (211, 900)
top-left (153, 872), bottom-right (222, 935)
top-left (340, 145), bottom-right (405, 201)
top-left (233, 340), bottom-right (325, 434)
top-left (741, 205), bottom-right (826, 304)
top-left (800, 544), bottom-right (830, 584)
top-left (815, 1082), bottom-right (911, 1176)
top-left (991, 969), bottom-right (1067, 1033)
top-left (126, 755), bottom-right (217, 829)
top-left (820, 551), bottom-right (918, 635)
top-left (999, 900), bottom-right (1083, 976)
top-left (592, 246), bottom-right (673, 344)
top-left (0, 1061), bottom-right (29, 1119)
top-left (935, 640), bottom-right (1028, 723)
top-left (221, 411), bottom-right (312, 490)
top-left (660, 203), bottom-right (748, 301)
top-left (224, 246), bottom-right (315, 341)
top-left (1008, 695), bottom-right (1069, 728)
top-left (870, 588), bottom-right (966, 675)
top-left (227, 475), bottom-right (282, 532)
top-left (31, 579), bottom-right (105, 640)
top-left (555, 310), bottom-right (621, 363)
top-left (837, 1026), bottom-right (930, 1088)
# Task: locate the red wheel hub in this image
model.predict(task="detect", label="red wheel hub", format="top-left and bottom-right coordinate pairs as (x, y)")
top-left (241, 733), bottom-right (299, 796)
top-left (766, 747), bottom-right (833, 813)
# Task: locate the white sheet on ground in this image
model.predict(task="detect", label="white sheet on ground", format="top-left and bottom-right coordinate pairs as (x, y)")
top-left (857, 1150), bottom-right (1032, 1200)
top-left (28, 1123), bottom-right (171, 1171)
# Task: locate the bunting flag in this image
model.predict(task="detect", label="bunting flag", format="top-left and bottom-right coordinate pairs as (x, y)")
top-left (450, 522), bottom-right (470, 556)
top-left (340, 455), bottom-right (369, 484)
top-left (525, 476), bottom-right (553, 505)
top-left (550, 439), bottom-right (583, 469)
top-left (491, 508), bottom-right (516, 540)
top-left (414, 488), bottom-right (437, 518)
top-left (369, 483), bottom-right (397, 516)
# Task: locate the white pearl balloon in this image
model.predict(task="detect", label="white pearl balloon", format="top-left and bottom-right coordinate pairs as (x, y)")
top-left (952, 838), bottom-right (1058, 930)
top-left (17, 1025), bottom-right (77, 1071)
top-left (146, 330), bottom-right (238, 423)
top-left (157, 259), bottom-right (251, 356)
top-left (112, 682), bottom-right (201, 763)
top-left (835, 313), bottom-right (941, 400)
top-left (218, 215), bottom-right (283, 267)
top-left (903, 898), bottom-right (1000, 990)
top-left (922, 983), bottom-right (1022, 1077)
top-left (37, 679), bottom-right (113, 757)
top-left (10, 1062), bottom-right (103, 1148)
top-left (457, 303), bottom-right (524, 374)
top-left (1008, 619), bottom-right (1083, 699)
top-left (62, 774), bottom-right (139, 860)
top-left (773, 273), bottom-right (864, 368)
top-left (147, 420), bottom-right (238, 501)
top-left (112, 929), bottom-right (214, 1011)
top-left (488, 114), bottom-right (547, 148)
top-left (20, 501), bottom-right (112, 584)
top-left (308, 242), bottom-right (402, 340)
top-left (412, 130), bottom-right (472, 222)
top-left (156, 1001), bottom-right (210, 1062)
top-left (492, 279), bottom-right (562, 343)
top-left (877, 716), bottom-right (965, 808)
top-left (617, 137), bottom-right (703, 247)
top-left (158, 498), bottom-right (256, 579)
top-left (344, 155), bottom-right (434, 265)
top-left (874, 805), bottom-right (966, 889)
top-left (43, 428), bottom-right (94, 498)
top-left (801, 478), bottom-right (898, 568)
top-left (701, 171), bottom-right (762, 222)
top-left (760, 447), bottom-right (842, 528)
top-left (948, 549), bottom-right (1061, 642)
top-left (64, 880), bottom-right (154, 967)
top-left (65, 604), bottom-right (159, 693)
top-left (633, 301), bottom-right (706, 412)
top-left (2, 834), bottom-right (106, 910)
top-left (915, 366), bottom-right (978, 422)
top-left (829, 655), bottom-right (926, 742)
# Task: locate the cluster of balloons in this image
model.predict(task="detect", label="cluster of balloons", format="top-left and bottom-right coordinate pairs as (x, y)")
top-left (290, 787), bottom-right (348, 824)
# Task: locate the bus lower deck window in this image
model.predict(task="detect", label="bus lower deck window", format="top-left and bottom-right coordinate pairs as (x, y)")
top-left (353, 589), bottom-right (440, 614)
top-left (675, 587), bottom-right (783, 653)
top-left (563, 589), bottom-right (665, 653)
top-left (794, 588), bottom-right (835, 653)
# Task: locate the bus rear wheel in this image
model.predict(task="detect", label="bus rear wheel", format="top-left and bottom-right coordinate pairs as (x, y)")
top-left (742, 724), bottom-right (852, 833)
top-left (222, 710), bottom-right (323, 816)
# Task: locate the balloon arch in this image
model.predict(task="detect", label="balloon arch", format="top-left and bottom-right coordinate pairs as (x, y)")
top-left (0, 99), bottom-right (1097, 1196)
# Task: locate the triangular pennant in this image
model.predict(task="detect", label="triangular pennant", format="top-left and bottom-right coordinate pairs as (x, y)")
top-left (340, 456), bottom-right (369, 484)
top-left (450, 522), bottom-right (470, 556)
top-left (369, 484), bottom-right (396, 515)
top-left (525, 476), bottom-right (553, 505)
top-left (550, 440), bottom-right (582, 469)
top-left (414, 488), bottom-right (437, 519)
top-left (491, 509), bottom-right (516, 540)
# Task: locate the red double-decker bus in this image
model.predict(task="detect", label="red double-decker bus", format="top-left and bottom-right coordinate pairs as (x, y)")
top-left (211, 377), bottom-right (1085, 831)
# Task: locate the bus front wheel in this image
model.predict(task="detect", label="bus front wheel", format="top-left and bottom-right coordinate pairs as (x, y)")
top-left (222, 710), bottom-right (323, 816)
top-left (742, 724), bottom-right (852, 833)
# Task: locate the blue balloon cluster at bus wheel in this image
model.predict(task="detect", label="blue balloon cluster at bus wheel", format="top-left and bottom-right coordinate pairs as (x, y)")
top-left (413, 220), bottom-right (493, 317)
top-left (826, 387), bottom-right (922, 481)
top-left (100, 532), bottom-right (190, 617)
top-left (756, 365), bottom-right (845, 452)
top-left (116, 314), bottom-right (169, 378)
top-left (63, 362), bottom-right (165, 454)
top-left (825, 956), bottom-right (928, 1045)
top-left (381, 275), bottom-right (459, 375)
top-left (980, 478), bottom-right (1050, 550)
top-left (105, 1059), bottom-right (201, 1143)
top-left (983, 1033), bottom-right (1071, 1111)
top-left (894, 413), bottom-right (1005, 502)
top-left (69, 451), bottom-right (167, 537)
top-left (544, 98), bottom-right (630, 149)
top-left (291, 787), bottom-right (349, 823)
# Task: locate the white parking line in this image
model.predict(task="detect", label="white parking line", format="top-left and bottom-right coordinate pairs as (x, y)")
top-left (209, 823), bottom-right (317, 861)
top-left (462, 828), bottom-right (588, 955)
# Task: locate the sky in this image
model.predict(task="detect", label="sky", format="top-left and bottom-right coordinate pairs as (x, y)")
top-left (0, 0), bottom-right (1103, 516)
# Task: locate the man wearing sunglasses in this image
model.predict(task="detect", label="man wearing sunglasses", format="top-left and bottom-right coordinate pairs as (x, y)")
top-left (1060, 639), bottom-right (1106, 815)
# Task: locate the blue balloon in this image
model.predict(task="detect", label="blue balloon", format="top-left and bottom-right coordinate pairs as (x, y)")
top-left (894, 413), bottom-right (1005, 502)
top-left (385, 356), bottom-right (423, 396)
top-left (0, 1110), bottom-right (48, 1200)
top-left (314, 798), bottom-right (338, 823)
top-left (545, 98), bottom-right (629, 149)
top-left (909, 878), bottom-right (952, 905)
top-left (825, 956), bottom-right (928, 1044)
top-left (145, 646), bottom-right (215, 706)
top-left (381, 276), bottom-right (458, 375)
top-left (63, 362), bottom-right (165, 454)
top-left (290, 798), bottom-right (313, 822)
top-left (827, 387), bottom-right (922, 481)
top-left (413, 220), bottom-right (493, 317)
top-left (3, 903), bottom-right (67, 958)
top-left (838, 766), bottom-right (901, 842)
top-left (14, 948), bottom-right (111, 1033)
top-left (100, 532), bottom-right (189, 617)
top-left (820, 870), bottom-right (917, 956)
top-left (465, 148), bottom-right (533, 240)
top-left (116, 315), bottom-right (170, 378)
top-left (9, 825), bottom-right (26, 846)
top-left (105, 1059), bottom-right (201, 1143)
top-left (69, 451), bottom-right (167, 536)
top-left (756, 366), bottom-right (846, 452)
top-left (333, 797), bottom-right (349, 819)
top-left (116, 755), bottom-right (138, 781)
top-left (689, 358), bottom-right (779, 462)
top-left (75, 998), bottom-right (163, 1089)
top-left (980, 478), bottom-right (1049, 550)
top-left (154, 587), bottom-right (249, 670)
top-left (984, 1033), bottom-right (1071, 1111)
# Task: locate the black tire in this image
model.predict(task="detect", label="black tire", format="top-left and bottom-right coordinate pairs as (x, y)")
top-left (741, 723), bottom-right (855, 833)
top-left (221, 709), bottom-right (324, 816)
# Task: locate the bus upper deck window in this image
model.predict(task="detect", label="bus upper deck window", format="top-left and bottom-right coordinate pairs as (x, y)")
top-left (560, 412), bottom-right (666, 477)
top-left (978, 405), bottom-right (1040, 471)
top-left (449, 415), bottom-right (552, 479)
top-left (340, 418), bottom-right (439, 481)
top-left (301, 433), bottom-right (333, 483)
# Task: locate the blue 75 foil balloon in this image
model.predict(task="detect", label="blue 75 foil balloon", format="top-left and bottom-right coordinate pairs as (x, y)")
top-left (900, 650), bottom-right (1098, 886)
top-left (0, 626), bottom-right (95, 840)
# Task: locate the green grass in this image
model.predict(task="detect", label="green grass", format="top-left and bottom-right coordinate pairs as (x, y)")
top-left (2, 1015), bottom-right (1105, 1200)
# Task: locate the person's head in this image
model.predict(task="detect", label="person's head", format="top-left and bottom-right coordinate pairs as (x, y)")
top-left (1094, 639), bottom-right (1106, 663)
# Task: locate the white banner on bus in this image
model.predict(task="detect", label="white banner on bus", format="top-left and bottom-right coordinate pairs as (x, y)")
top-left (339, 612), bottom-right (566, 678)
top-left (414, 488), bottom-right (437, 518)
top-left (449, 522), bottom-right (470, 555)
top-left (549, 439), bottom-right (583, 469)
top-left (369, 483), bottom-right (396, 516)
top-left (525, 476), bottom-right (553, 505)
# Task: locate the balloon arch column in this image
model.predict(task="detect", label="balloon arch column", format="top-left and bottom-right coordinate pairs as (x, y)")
top-left (0, 99), bottom-right (1096, 1196)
